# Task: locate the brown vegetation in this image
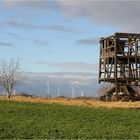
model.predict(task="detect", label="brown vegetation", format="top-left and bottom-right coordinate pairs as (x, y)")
top-left (1, 96), bottom-right (140, 109)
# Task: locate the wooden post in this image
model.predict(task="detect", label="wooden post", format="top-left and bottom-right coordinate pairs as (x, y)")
top-left (114, 36), bottom-right (118, 100)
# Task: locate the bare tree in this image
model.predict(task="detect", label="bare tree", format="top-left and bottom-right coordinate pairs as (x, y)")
top-left (98, 83), bottom-right (113, 97)
top-left (0, 58), bottom-right (23, 98)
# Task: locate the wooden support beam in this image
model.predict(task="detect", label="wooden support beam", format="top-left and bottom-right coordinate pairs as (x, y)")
top-left (99, 33), bottom-right (140, 100)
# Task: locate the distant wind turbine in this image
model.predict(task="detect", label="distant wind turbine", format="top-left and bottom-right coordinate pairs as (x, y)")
top-left (47, 80), bottom-right (50, 97)
top-left (71, 80), bottom-right (78, 98)
top-left (57, 88), bottom-right (60, 97)
top-left (81, 90), bottom-right (84, 97)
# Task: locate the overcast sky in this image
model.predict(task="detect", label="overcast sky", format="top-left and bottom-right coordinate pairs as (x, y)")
top-left (0, 0), bottom-right (140, 73)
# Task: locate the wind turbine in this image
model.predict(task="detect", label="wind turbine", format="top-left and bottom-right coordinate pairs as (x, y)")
top-left (57, 88), bottom-right (60, 97)
top-left (81, 90), bottom-right (84, 97)
top-left (71, 80), bottom-right (78, 98)
top-left (47, 80), bottom-right (50, 97)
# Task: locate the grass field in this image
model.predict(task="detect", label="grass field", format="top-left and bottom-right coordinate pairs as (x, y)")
top-left (0, 100), bottom-right (140, 139)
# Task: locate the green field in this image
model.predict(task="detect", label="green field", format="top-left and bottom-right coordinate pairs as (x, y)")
top-left (0, 100), bottom-right (140, 139)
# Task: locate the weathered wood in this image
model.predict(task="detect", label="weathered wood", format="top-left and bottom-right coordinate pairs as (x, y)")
top-left (99, 32), bottom-right (140, 100)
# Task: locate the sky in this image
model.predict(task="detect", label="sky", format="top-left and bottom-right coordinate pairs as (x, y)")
top-left (1, 0), bottom-right (140, 73)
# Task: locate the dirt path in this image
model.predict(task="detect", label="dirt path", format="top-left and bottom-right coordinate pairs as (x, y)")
top-left (0, 96), bottom-right (140, 109)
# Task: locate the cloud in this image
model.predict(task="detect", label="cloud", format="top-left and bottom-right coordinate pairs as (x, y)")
top-left (47, 25), bottom-right (82, 33)
top-left (76, 38), bottom-right (98, 45)
top-left (3, 0), bottom-right (48, 8)
top-left (4, 1), bottom-right (140, 32)
top-left (1, 21), bottom-right (82, 33)
top-left (26, 71), bottom-right (97, 79)
top-left (35, 61), bottom-right (98, 72)
top-left (33, 39), bottom-right (48, 47)
top-left (2, 21), bottom-right (40, 29)
top-left (55, 1), bottom-right (140, 32)
top-left (8, 32), bottom-right (48, 46)
top-left (0, 42), bottom-right (13, 47)
top-left (8, 32), bottom-right (30, 41)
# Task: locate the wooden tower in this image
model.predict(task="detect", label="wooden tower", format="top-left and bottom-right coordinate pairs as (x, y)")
top-left (99, 33), bottom-right (140, 100)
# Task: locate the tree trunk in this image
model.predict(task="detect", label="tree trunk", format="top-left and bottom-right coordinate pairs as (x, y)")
top-left (8, 94), bottom-right (11, 98)
top-left (7, 90), bottom-right (11, 98)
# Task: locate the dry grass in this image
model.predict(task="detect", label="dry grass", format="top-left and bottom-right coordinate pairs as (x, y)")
top-left (1, 95), bottom-right (140, 109)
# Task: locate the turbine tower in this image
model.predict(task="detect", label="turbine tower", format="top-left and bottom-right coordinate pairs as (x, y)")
top-left (81, 90), bottom-right (84, 97)
top-left (47, 80), bottom-right (50, 97)
top-left (57, 88), bottom-right (60, 97)
top-left (71, 80), bottom-right (78, 98)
